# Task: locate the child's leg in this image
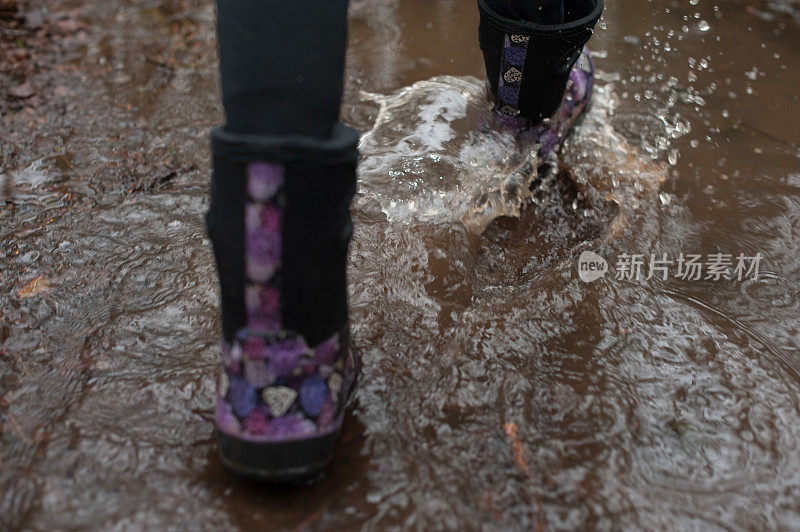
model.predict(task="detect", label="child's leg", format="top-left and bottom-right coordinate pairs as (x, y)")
top-left (215, 0), bottom-right (348, 138)
top-left (207, 0), bottom-right (358, 482)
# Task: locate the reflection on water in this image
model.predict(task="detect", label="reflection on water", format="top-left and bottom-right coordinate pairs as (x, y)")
top-left (2, 0), bottom-right (800, 529)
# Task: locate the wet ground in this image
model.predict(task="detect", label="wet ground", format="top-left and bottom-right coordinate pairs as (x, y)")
top-left (2, 0), bottom-right (800, 529)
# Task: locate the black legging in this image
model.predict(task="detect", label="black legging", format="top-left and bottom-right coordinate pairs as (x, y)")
top-left (215, 0), bottom-right (567, 140)
top-left (215, 0), bottom-right (349, 139)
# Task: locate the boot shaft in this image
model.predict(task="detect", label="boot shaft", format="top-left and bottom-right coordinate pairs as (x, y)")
top-left (478, 0), bottom-right (603, 126)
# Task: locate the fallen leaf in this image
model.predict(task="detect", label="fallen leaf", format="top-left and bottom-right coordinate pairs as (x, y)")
top-left (17, 275), bottom-right (50, 298)
top-left (10, 81), bottom-right (36, 99)
top-left (503, 421), bottom-right (529, 474)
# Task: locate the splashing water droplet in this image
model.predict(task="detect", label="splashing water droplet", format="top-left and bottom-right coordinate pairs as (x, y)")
top-left (668, 150), bottom-right (679, 166)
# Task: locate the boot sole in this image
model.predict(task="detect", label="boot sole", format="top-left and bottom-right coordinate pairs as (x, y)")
top-left (217, 427), bottom-right (342, 483)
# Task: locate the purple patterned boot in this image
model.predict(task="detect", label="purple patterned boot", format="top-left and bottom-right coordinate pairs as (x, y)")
top-left (517, 49), bottom-right (595, 158)
top-left (478, 0), bottom-right (603, 150)
top-left (207, 124), bottom-right (359, 482)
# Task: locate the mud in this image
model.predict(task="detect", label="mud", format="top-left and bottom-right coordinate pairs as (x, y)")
top-left (2, 0), bottom-right (800, 529)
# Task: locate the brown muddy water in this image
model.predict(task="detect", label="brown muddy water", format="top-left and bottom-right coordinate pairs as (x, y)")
top-left (2, 0), bottom-right (800, 529)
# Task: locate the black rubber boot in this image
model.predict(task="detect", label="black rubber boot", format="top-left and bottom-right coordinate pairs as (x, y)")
top-left (478, 0), bottom-right (604, 127)
top-left (206, 124), bottom-right (359, 482)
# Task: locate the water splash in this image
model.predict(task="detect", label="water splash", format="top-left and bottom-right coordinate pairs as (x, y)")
top-left (358, 75), bottom-right (668, 238)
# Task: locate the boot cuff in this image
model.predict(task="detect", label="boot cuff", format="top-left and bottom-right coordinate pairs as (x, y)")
top-left (211, 122), bottom-right (360, 165)
top-left (478, 0), bottom-right (603, 36)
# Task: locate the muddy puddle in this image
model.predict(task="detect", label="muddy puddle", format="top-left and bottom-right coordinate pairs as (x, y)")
top-left (2, 0), bottom-right (800, 529)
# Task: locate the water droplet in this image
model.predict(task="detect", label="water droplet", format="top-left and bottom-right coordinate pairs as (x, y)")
top-left (623, 35), bottom-right (641, 46)
top-left (698, 20), bottom-right (710, 32)
top-left (668, 150), bottom-right (679, 166)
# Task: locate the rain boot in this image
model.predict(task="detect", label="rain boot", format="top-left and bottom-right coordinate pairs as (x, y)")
top-left (206, 123), bottom-right (359, 482)
top-left (478, 0), bottom-right (603, 154)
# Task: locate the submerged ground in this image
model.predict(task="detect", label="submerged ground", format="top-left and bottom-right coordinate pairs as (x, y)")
top-left (2, 0), bottom-right (800, 529)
